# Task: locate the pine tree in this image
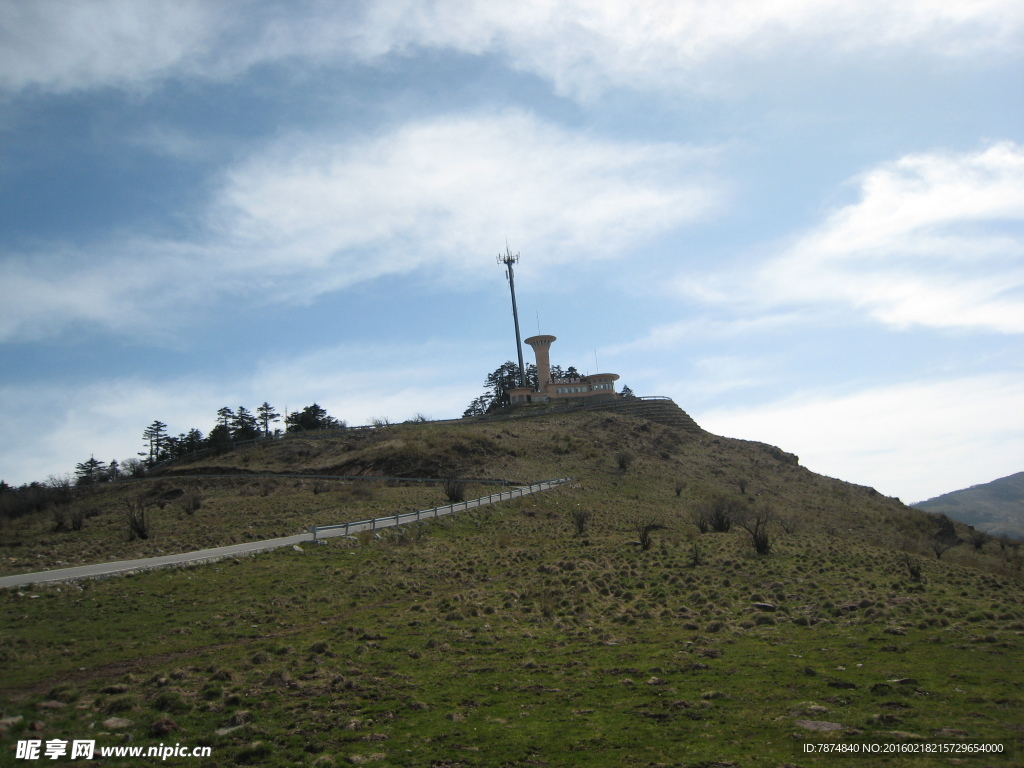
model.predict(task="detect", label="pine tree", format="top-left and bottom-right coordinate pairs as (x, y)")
top-left (141, 421), bottom-right (169, 465)
top-left (230, 406), bottom-right (261, 441)
top-left (285, 403), bottom-right (343, 432)
top-left (216, 407), bottom-right (234, 431)
top-left (74, 456), bottom-right (107, 486)
top-left (256, 402), bottom-right (281, 436)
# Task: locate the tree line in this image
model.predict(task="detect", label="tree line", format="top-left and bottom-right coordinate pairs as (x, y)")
top-left (0, 401), bottom-right (346, 518)
top-left (134, 402), bottom-right (346, 471)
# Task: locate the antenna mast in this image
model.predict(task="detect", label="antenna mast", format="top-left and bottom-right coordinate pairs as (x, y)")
top-left (498, 244), bottom-right (527, 388)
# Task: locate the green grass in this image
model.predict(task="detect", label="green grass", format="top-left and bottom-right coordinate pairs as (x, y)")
top-left (1, 411), bottom-right (1022, 766)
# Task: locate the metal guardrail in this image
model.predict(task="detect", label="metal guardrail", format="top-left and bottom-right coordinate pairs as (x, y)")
top-left (309, 477), bottom-right (571, 541)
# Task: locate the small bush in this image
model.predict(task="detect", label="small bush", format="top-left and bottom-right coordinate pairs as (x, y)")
top-left (616, 451), bottom-right (635, 472)
top-left (569, 508), bottom-right (592, 536)
top-left (631, 516), bottom-right (666, 551)
top-left (694, 495), bottom-right (742, 533)
top-left (51, 504), bottom-right (69, 532)
top-left (126, 499), bottom-right (150, 541)
top-left (443, 476), bottom-right (466, 504)
top-left (180, 494), bottom-right (202, 515)
top-left (899, 553), bottom-right (923, 582)
top-left (738, 505), bottom-right (778, 555)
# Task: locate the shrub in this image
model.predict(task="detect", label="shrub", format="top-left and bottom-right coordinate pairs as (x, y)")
top-left (631, 516), bottom-right (666, 551)
top-left (180, 494), bottom-right (202, 515)
top-left (51, 504), bottom-right (69, 532)
top-left (738, 504), bottom-right (779, 555)
top-left (569, 508), bottom-right (592, 536)
top-left (694, 495), bottom-right (742, 533)
top-left (70, 506), bottom-right (87, 531)
top-left (126, 499), bottom-right (151, 541)
top-left (688, 543), bottom-right (704, 567)
top-left (899, 553), bottom-right (923, 582)
top-left (443, 476), bottom-right (466, 504)
top-left (616, 451), bottom-right (635, 472)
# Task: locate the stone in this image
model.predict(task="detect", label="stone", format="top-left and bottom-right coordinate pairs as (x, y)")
top-left (102, 717), bottom-right (134, 730)
top-left (794, 719), bottom-right (845, 732)
top-left (37, 700), bottom-right (67, 709)
top-left (753, 602), bottom-right (776, 611)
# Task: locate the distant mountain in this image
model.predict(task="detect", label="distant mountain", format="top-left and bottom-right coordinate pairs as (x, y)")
top-left (913, 471), bottom-right (1024, 540)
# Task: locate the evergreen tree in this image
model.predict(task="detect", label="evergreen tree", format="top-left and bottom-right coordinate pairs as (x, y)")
top-left (285, 403), bottom-right (343, 432)
top-left (216, 406), bottom-right (234, 431)
top-left (462, 395), bottom-right (492, 418)
top-left (230, 406), bottom-right (261, 441)
top-left (207, 423), bottom-right (233, 455)
top-left (142, 421), bottom-right (169, 465)
top-left (74, 456), bottom-right (107, 486)
top-left (484, 361), bottom-right (522, 409)
top-left (256, 402), bottom-right (281, 436)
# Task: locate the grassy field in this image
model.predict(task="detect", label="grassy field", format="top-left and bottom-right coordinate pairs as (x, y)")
top-left (1, 409), bottom-right (1021, 766)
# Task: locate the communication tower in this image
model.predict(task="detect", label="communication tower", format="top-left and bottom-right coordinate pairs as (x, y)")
top-left (497, 245), bottom-right (527, 388)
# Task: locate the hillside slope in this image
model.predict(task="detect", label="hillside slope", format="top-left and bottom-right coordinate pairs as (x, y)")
top-left (1, 403), bottom-right (1021, 767)
top-left (913, 471), bottom-right (1024, 540)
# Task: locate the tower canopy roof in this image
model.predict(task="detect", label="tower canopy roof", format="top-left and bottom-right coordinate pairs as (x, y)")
top-left (524, 334), bottom-right (556, 346)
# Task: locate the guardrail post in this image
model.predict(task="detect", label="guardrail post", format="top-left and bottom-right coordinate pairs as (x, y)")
top-left (310, 525), bottom-right (318, 542)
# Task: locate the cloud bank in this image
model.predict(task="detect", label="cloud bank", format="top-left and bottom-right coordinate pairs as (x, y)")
top-left (687, 142), bottom-right (1024, 334)
top-left (0, 111), bottom-right (720, 340)
top-left (3, 1), bottom-right (1021, 97)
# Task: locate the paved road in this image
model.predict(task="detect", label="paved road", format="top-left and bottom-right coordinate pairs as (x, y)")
top-left (0, 478), bottom-right (569, 590)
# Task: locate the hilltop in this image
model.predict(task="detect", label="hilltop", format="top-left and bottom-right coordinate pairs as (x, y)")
top-left (0, 401), bottom-right (1021, 767)
top-left (914, 471), bottom-right (1024, 541)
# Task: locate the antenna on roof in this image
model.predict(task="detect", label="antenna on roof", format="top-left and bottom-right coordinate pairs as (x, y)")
top-left (497, 244), bottom-right (527, 389)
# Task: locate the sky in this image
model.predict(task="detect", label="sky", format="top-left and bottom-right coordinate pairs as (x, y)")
top-left (1, 1), bottom-right (1022, 503)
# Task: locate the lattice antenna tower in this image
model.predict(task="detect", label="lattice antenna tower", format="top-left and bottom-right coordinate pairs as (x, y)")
top-left (497, 244), bottom-right (527, 388)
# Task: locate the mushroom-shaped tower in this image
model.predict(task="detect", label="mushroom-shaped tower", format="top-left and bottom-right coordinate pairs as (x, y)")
top-left (524, 334), bottom-right (556, 390)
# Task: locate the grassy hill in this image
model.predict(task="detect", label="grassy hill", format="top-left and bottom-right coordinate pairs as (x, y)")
top-left (914, 472), bottom-right (1024, 541)
top-left (1, 403), bottom-right (1022, 767)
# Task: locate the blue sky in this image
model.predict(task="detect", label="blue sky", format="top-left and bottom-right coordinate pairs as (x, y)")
top-left (1, 1), bottom-right (1021, 502)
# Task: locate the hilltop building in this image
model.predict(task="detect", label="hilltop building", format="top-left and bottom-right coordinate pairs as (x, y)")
top-left (508, 335), bottom-right (620, 405)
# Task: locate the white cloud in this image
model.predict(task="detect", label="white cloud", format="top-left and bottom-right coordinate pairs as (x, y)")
top-left (697, 374), bottom-right (1024, 503)
top-left (0, 0), bottom-right (226, 93)
top-left (689, 142), bottom-right (1024, 334)
top-left (359, 0), bottom-right (1024, 98)
top-left (2, 1), bottom-right (1020, 97)
top-left (0, 111), bottom-right (720, 340)
top-left (213, 110), bottom-right (720, 294)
